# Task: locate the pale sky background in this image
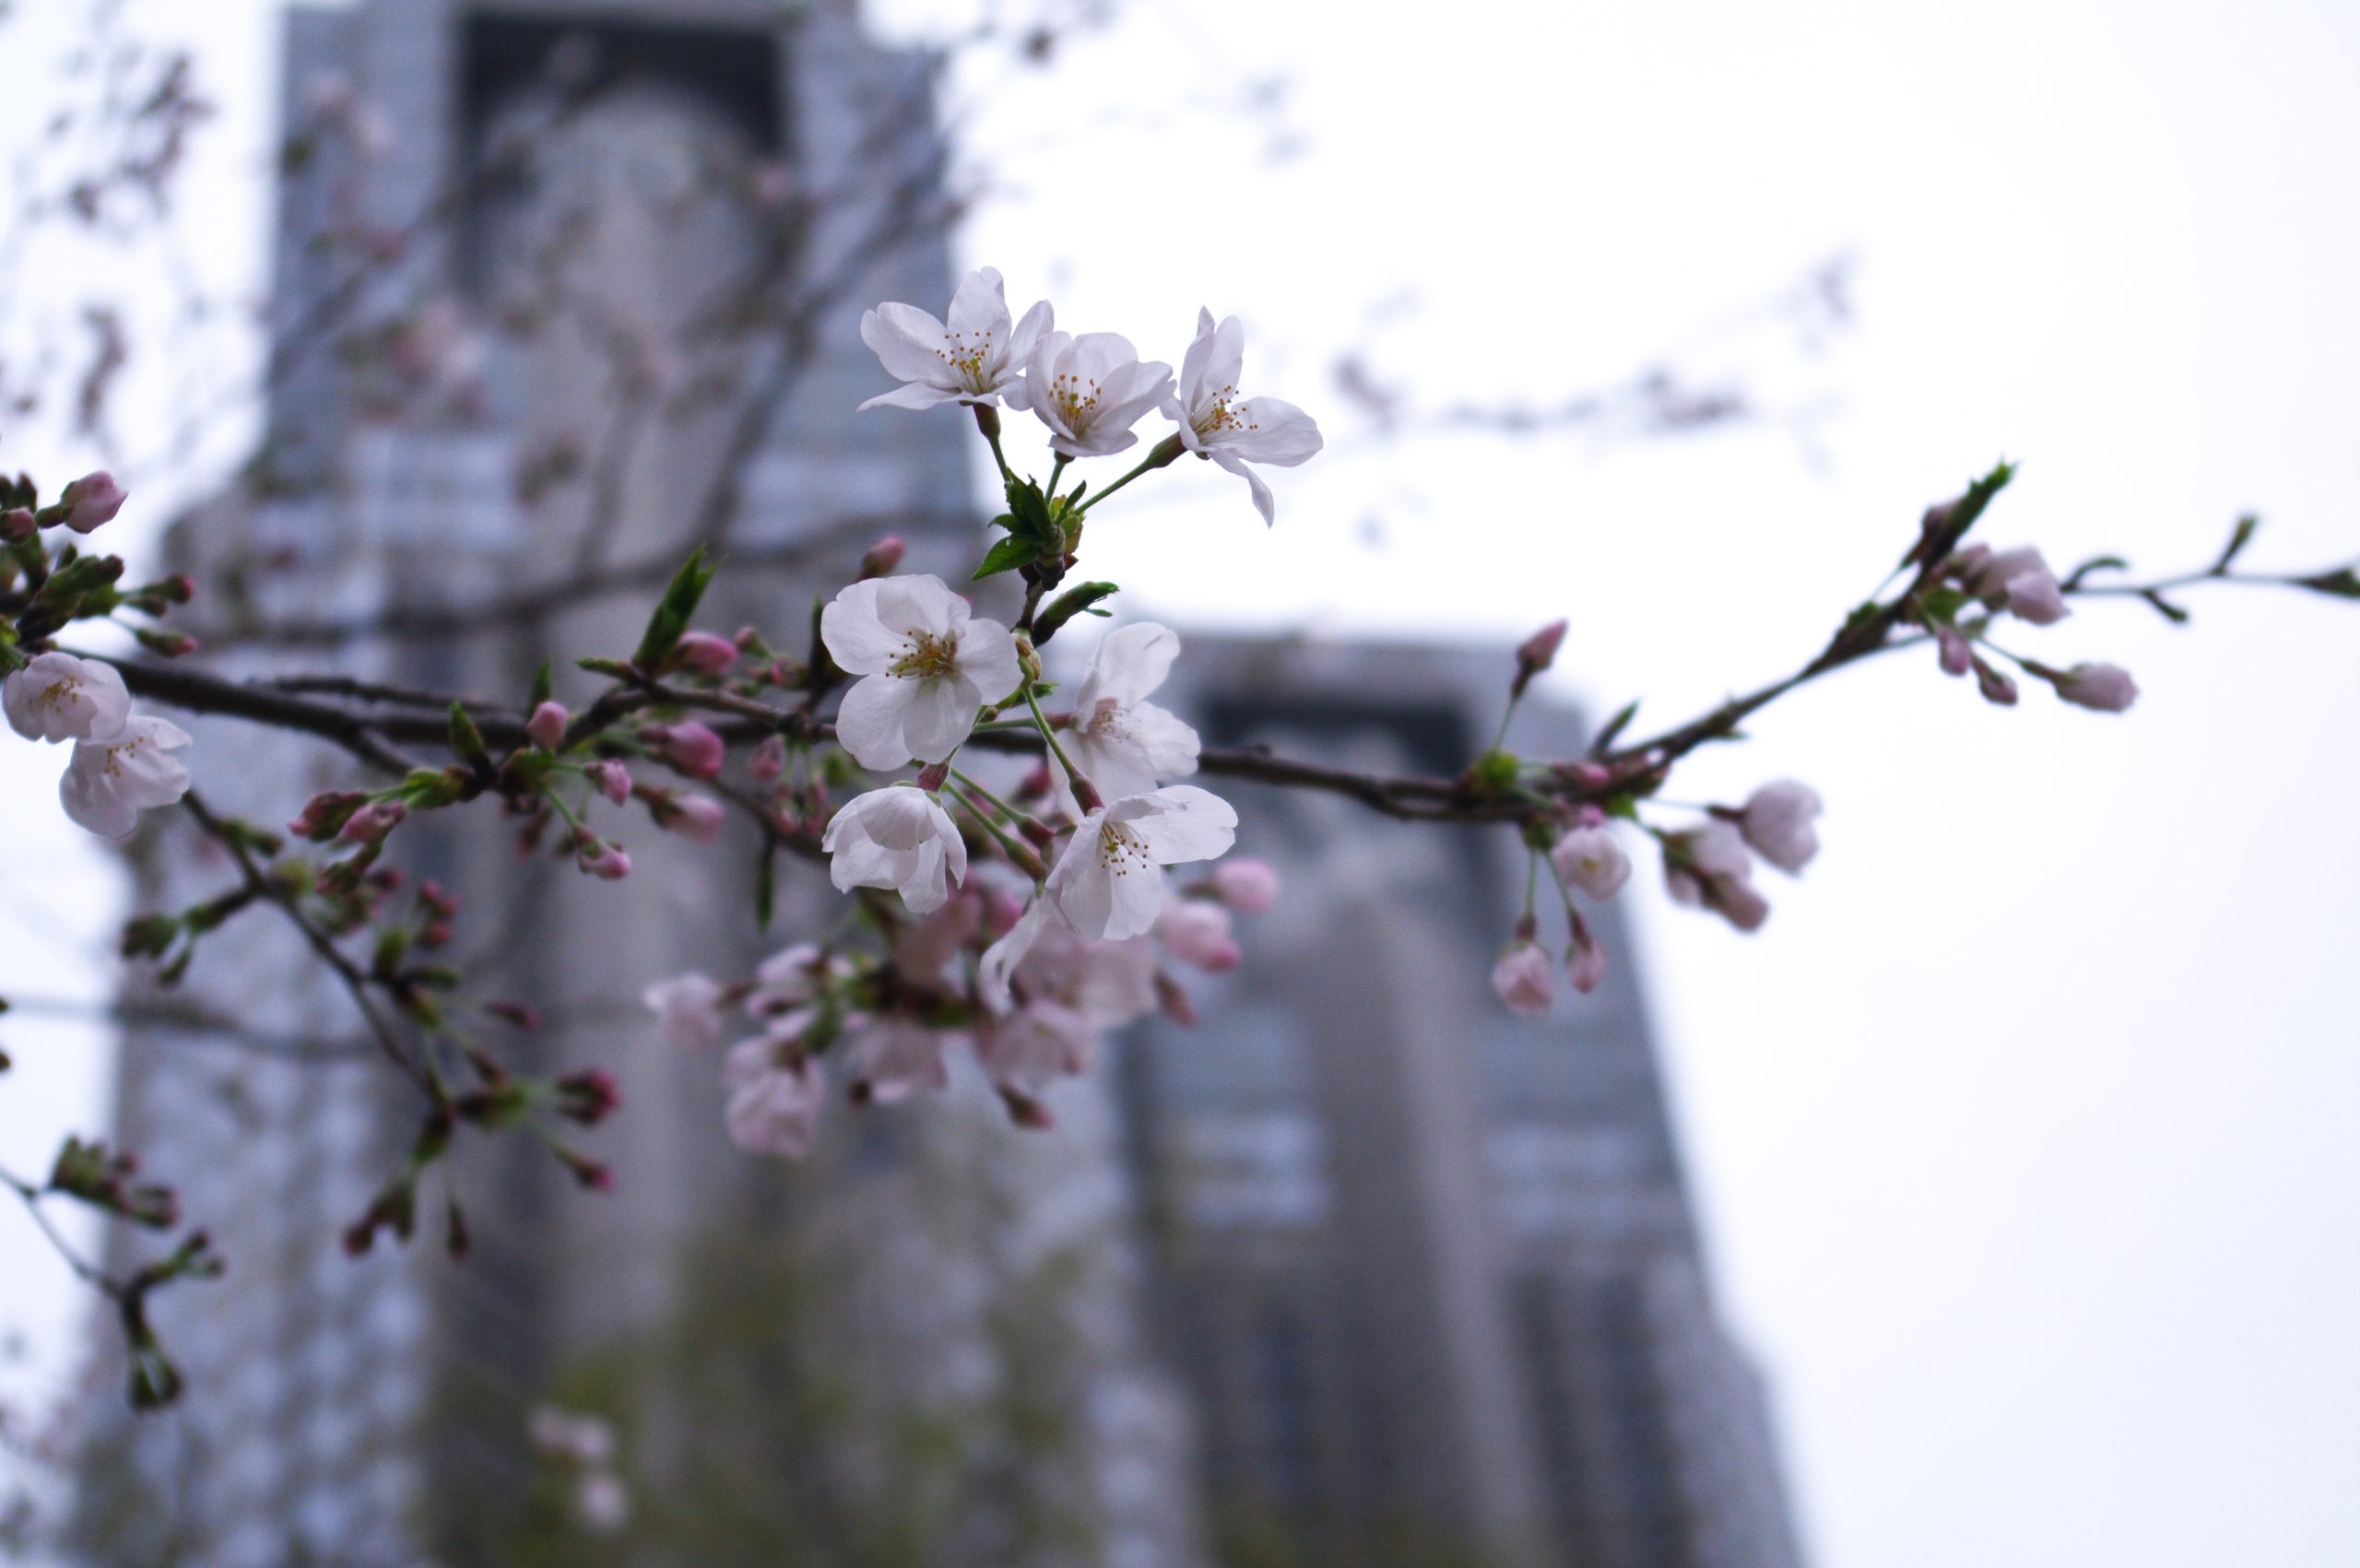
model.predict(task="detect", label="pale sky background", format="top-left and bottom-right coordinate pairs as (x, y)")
top-left (2, 0), bottom-right (2356, 1563)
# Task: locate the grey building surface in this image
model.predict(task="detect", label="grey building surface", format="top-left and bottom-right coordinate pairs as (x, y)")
top-left (76, 4), bottom-right (1804, 1566)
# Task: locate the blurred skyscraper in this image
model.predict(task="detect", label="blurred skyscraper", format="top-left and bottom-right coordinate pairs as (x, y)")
top-left (76, 4), bottom-right (1801, 1566)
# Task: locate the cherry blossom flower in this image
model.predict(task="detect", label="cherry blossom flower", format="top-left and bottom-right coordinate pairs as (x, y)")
top-left (1492, 941), bottom-right (1554, 1017)
top-left (2050, 661), bottom-right (2139, 711)
top-left (745, 943), bottom-right (851, 1020)
top-left (1156, 898), bottom-right (1241, 972)
top-left (643, 972), bottom-right (727, 1053)
top-left (721, 1038), bottom-right (824, 1157)
top-left (859, 267), bottom-right (1051, 412)
top-left (844, 1021), bottom-right (950, 1103)
top-left (820, 785), bottom-right (967, 913)
top-left (576, 1473), bottom-right (630, 1535)
top-left (891, 892), bottom-right (983, 984)
top-left (985, 916), bottom-right (1160, 1028)
top-left (821, 574), bottom-right (1021, 770)
top-left (976, 1002), bottom-right (1097, 1097)
top-left (1962, 545), bottom-right (2070, 626)
top-left (59, 715), bottom-right (191, 840)
top-left (1738, 781), bottom-right (1823, 874)
top-left (1210, 857), bottom-right (1280, 914)
top-left (1162, 309), bottom-right (1322, 525)
top-left (1048, 622), bottom-right (1199, 818)
top-left (5, 652), bottom-right (130, 743)
top-left (1664, 821), bottom-right (1769, 933)
top-left (1048, 786), bottom-right (1238, 941)
top-left (1009, 331), bottom-right (1173, 458)
top-left (1551, 825), bottom-right (1631, 900)
top-left (980, 787), bottom-right (1238, 1002)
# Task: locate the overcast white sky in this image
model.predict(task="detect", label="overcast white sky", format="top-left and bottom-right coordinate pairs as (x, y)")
top-left (3, 0), bottom-right (2356, 1562)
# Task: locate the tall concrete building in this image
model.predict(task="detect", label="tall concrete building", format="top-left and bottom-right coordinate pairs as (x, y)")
top-left (76, 4), bottom-right (1802, 1566)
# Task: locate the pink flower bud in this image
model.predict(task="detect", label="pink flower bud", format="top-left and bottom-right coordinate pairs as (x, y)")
top-left (525, 701), bottom-right (570, 749)
top-left (671, 631), bottom-right (738, 675)
top-left (0, 508), bottom-right (33, 541)
top-left (651, 721), bottom-right (725, 779)
top-left (2001, 569), bottom-right (2070, 626)
top-left (748, 734), bottom-right (787, 782)
top-left (1157, 899), bottom-right (1242, 972)
top-left (289, 789), bottom-right (369, 841)
top-left (1154, 971), bottom-right (1198, 1027)
top-left (585, 759), bottom-right (632, 806)
top-left (1207, 858), bottom-right (1280, 915)
top-left (59, 471), bottom-right (127, 534)
top-left (1513, 618), bottom-right (1568, 695)
top-left (577, 838), bottom-right (631, 880)
top-left (1974, 658), bottom-right (2019, 707)
top-left (858, 536), bottom-right (907, 580)
top-left (339, 799), bottom-right (407, 845)
top-left (1934, 622), bottom-right (1974, 677)
top-left (667, 793), bottom-right (726, 843)
top-left (2054, 661), bottom-right (2138, 713)
top-left (556, 1068), bottom-right (621, 1126)
top-left (1565, 923), bottom-right (1608, 996)
top-left (1491, 940), bottom-right (1554, 1018)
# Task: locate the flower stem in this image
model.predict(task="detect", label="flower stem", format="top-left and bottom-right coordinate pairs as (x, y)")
top-left (1021, 685), bottom-right (1089, 795)
top-left (1076, 444), bottom-right (1171, 513)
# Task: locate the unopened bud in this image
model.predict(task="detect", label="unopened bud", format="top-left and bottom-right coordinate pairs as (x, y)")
top-left (1512, 618), bottom-right (1569, 697)
top-left (1210, 858), bottom-right (1280, 915)
top-left (670, 631), bottom-right (738, 675)
top-left (340, 799), bottom-right (407, 845)
top-left (1, 508), bottom-right (33, 541)
top-left (57, 471), bottom-right (127, 534)
top-left (2052, 661), bottom-right (2138, 713)
top-left (748, 733), bottom-right (787, 782)
top-left (525, 701), bottom-right (570, 749)
top-left (555, 1068), bottom-right (621, 1126)
top-left (133, 627), bottom-right (199, 657)
top-left (1934, 622), bottom-right (1974, 677)
top-left (646, 721), bottom-right (725, 779)
top-left (858, 536), bottom-right (908, 580)
top-left (289, 789), bottom-right (370, 841)
top-left (1972, 656), bottom-right (2019, 707)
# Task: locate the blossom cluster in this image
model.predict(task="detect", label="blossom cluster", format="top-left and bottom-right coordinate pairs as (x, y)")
top-left (2, 477), bottom-right (195, 841)
top-left (621, 270), bottom-right (1333, 1156)
top-left (860, 268), bottom-right (1322, 524)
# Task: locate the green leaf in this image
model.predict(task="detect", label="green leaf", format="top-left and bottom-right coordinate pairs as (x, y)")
top-left (1591, 699), bottom-right (1640, 754)
top-left (973, 534), bottom-right (1043, 579)
top-left (1004, 477), bottom-right (1056, 543)
top-left (2211, 513), bottom-right (2260, 574)
top-left (631, 547), bottom-right (715, 672)
top-left (2061, 554), bottom-right (2129, 591)
top-left (2293, 566), bottom-right (2360, 599)
top-left (447, 702), bottom-right (489, 768)
top-left (2141, 588), bottom-right (2191, 625)
top-left (527, 657), bottom-right (553, 711)
top-left (1032, 581), bottom-right (1119, 644)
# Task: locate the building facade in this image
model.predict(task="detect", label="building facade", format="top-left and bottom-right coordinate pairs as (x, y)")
top-left (77, 5), bottom-right (1802, 1566)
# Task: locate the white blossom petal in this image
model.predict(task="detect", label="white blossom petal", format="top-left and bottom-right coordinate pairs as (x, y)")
top-left (833, 676), bottom-right (920, 770)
